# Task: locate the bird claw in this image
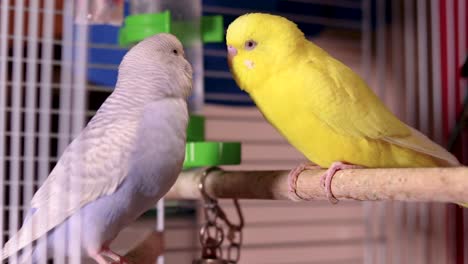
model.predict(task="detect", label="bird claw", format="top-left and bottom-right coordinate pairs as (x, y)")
top-left (98, 247), bottom-right (129, 264)
top-left (320, 174), bottom-right (326, 188)
top-left (321, 169), bottom-right (338, 204)
top-left (288, 161), bottom-right (362, 204)
top-left (288, 162), bottom-right (321, 200)
top-left (321, 161), bottom-right (363, 204)
top-left (110, 260), bottom-right (129, 264)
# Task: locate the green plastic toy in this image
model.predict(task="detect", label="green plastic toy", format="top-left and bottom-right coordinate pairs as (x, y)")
top-left (119, 11), bottom-right (224, 46)
top-left (183, 115), bottom-right (241, 168)
top-left (119, 11), bottom-right (171, 46)
top-left (186, 115), bottom-right (205, 142)
top-left (201, 15), bottom-right (224, 43)
top-left (183, 141), bottom-right (241, 169)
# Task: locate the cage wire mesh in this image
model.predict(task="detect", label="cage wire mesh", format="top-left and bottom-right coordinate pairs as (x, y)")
top-left (359, 1), bottom-right (467, 264)
top-left (0, 0), bottom-right (88, 263)
top-left (0, 0), bottom-right (467, 263)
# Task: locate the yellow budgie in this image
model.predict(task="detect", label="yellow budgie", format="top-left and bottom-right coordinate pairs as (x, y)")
top-left (226, 13), bottom-right (460, 203)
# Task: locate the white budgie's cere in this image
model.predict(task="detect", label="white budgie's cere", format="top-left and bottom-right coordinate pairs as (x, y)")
top-left (1, 33), bottom-right (193, 263)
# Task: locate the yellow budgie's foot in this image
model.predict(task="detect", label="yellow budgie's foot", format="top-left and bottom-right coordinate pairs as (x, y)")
top-left (321, 161), bottom-right (363, 204)
top-left (288, 163), bottom-right (321, 200)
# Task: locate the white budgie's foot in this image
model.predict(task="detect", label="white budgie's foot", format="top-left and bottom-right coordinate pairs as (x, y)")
top-left (95, 247), bottom-right (129, 264)
top-left (321, 161), bottom-right (363, 204)
top-left (93, 254), bottom-right (112, 264)
top-left (288, 163), bottom-right (320, 200)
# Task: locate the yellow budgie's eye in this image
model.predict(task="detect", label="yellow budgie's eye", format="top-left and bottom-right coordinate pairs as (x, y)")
top-left (244, 40), bottom-right (257, 50)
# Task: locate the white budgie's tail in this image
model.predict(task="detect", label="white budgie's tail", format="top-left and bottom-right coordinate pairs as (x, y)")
top-left (18, 246), bottom-right (34, 264)
top-left (0, 245), bottom-right (35, 264)
top-left (384, 126), bottom-right (460, 167)
top-left (1, 205), bottom-right (69, 261)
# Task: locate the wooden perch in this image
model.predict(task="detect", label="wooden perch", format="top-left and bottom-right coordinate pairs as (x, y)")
top-left (166, 167), bottom-right (468, 203)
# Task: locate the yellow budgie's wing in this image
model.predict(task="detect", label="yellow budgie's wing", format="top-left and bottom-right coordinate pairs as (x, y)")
top-left (303, 54), bottom-right (410, 139)
top-left (303, 53), bottom-right (459, 166)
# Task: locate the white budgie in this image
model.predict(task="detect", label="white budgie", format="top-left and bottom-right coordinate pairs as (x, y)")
top-left (1, 33), bottom-right (192, 264)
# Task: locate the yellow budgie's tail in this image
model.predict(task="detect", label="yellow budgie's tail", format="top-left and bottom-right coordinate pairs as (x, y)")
top-left (383, 126), bottom-right (460, 167)
top-left (405, 128), bottom-right (466, 207)
top-left (383, 126), bottom-right (465, 206)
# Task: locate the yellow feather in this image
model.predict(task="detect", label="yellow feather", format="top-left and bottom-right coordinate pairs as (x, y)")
top-left (226, 13), bottom-right (460, 170)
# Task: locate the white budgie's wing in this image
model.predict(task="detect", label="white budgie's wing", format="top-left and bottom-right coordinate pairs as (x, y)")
top-left (383, 126), bottom-right (460, 166)
top-left (1, 117), bottom-right (138, 259)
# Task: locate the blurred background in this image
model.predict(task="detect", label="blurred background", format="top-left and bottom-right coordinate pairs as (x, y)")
top-left (0, 0), bottom-right (467, 263)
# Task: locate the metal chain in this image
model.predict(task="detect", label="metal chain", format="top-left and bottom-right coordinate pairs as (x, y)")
top-left (198, 167), bottom-right (244, 263)
top-left (225, 199), bottom-right (243, 263)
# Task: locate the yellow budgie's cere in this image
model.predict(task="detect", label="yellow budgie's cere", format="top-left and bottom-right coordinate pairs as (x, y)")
top-left (226, 13), bottom-right (460, 203)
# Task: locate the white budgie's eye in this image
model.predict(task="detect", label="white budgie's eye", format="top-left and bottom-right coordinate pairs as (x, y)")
top-left (172, 49), bottom-right (179, 55)
top-left (245, 40), bottom-right (257, 50)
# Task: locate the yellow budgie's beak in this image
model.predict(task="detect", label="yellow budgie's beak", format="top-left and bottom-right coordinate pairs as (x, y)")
top-left (227, 45), bottom-right (237, 64)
